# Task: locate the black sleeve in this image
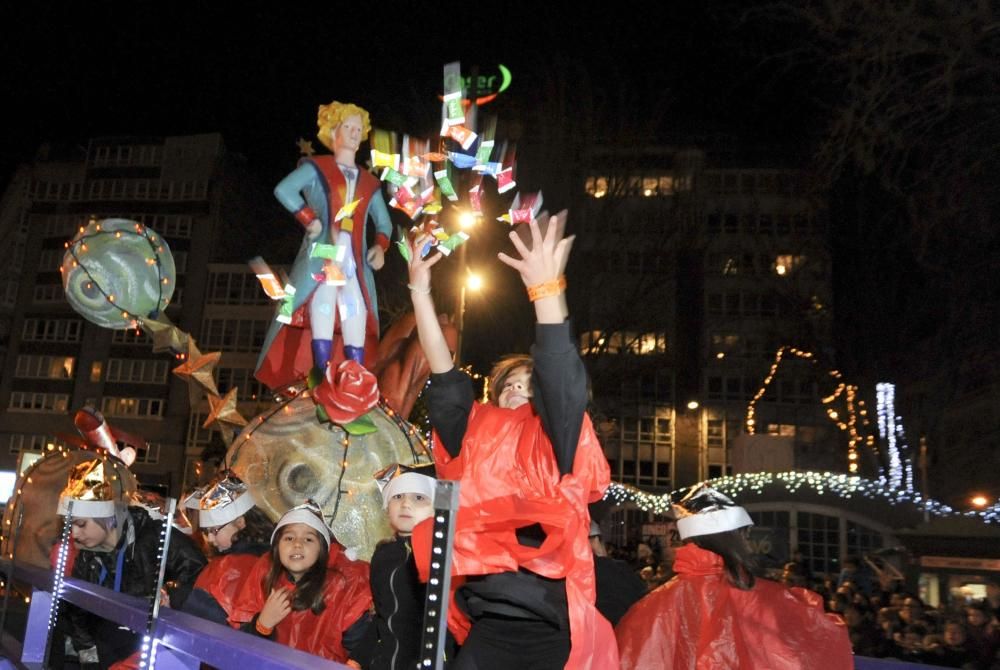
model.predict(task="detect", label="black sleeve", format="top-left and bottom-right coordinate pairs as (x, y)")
top-left (164, 527), bottom-right (207, 609)
top-left (66, 553), bottom-right (98, 651)
top-left (342, 611), bottom-right (375, 666)
top-left (530, 321), bottom-right (588, 476)
top-left (240, 613), bottom-right (277, 640)
top-left (426, 367), bottom-right (475, 458)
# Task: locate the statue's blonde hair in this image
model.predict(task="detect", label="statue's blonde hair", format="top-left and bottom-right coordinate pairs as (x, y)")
top-left (316, 101), bottom-right (372, 151)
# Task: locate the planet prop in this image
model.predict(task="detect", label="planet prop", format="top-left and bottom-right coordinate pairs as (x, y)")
top-left (227, 394), bottom-right (432, 561)
top-left (61, 218), bottom-right (176, 329)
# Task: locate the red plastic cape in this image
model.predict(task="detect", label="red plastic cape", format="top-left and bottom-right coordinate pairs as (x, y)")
top-left (412, 402), bottom-right (618, 670)
top-left (193, 552), bottom-right (261, 622)
top-left (615, 544), bottom-right (853, 670)
top-left (256, 157), bottom-right (381, 390)
top-left (228, 542), bottom-right (372, 663)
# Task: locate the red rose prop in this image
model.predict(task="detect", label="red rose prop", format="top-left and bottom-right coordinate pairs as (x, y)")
top-left (313, 360), bottom-right (379, 424)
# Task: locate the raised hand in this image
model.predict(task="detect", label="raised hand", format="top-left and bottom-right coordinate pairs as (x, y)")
top-left (406, 233), bottom-right (444, 293)
top-left (259, 587), bottom-right (292, 629)
top-left (497, 210), bottom-right (574, 289)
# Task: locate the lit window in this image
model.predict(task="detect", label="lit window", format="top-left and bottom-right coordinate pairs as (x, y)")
top-left (90, 362), bottom-right (103, 382)
top-left (773, 254), bottom-right (805, 276)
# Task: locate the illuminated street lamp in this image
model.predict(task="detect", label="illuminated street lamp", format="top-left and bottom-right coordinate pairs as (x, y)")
top-left (686, 400), bottom-right (700, 410)
top-left (971, 495), bottom-right (990, 508)
top-left (455, 266), bottom-right (483, 367)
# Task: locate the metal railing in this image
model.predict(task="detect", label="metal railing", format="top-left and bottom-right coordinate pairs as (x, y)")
top-left (0, 558), bottom-right (944, 670)
top-left (0, 559), bottom-right (350, 670)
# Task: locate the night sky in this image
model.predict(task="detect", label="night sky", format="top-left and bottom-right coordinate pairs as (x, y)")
top-left (1, 2), bottom-right (809, 184)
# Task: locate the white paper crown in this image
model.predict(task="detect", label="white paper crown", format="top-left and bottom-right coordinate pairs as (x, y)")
top-left (674, 486), bottom-right (754, 540)
top-left (271, 500), bottom-right (331, 546)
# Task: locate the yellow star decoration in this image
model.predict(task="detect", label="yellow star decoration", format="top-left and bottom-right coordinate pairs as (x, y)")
top-left (296, 138), bottom-right (316, 157)
top-left (202, 388), bottom-right (248, 440)
top-left (142, 317), bottom-right (188, 353)
top-left (172, 340), bottom-right (222, 407)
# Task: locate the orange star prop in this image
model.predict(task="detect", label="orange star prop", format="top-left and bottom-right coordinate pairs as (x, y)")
top-left (142, 317), bottom-right (188, 353)
top-left (172, 340), bottom-right (222, 407)
top-left (296, 138), bottom-right (316, 157)
top-left (202, 388), bottom-right (248, 434)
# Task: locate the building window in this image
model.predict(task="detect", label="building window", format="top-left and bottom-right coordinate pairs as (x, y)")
top-left (8, 392), bottom-right (69, 413)
top-left (846, 520), bottom-right (884, 557)
top-left (38, 249), bottom-right (65, 271)
top-left (580, 331), bottom-right (667, 356)
top-left (216, 367), bottom-right (268, 401)
top-left (15, 355), bottom-right (75, 379)
top-left (21, 318), bottom-right (82, 342)
top-left (773, 254), bottom-right (806, 277)
top-left (112, 328), bottom-right (151, 345)
top-left (101, 397), bottom-right (165, 418)
top-left (105, 359), bottom-right (170, 384)
top-left (206, 271), bottom-right (271, 306)
top-left (134, 442), bottom-right (162, 464)
top-left (186, 412), bottom-right (214, 450)
top-left (32, 284), bottom-right (64, 303)
top-left (6, 433), bottom-right (61, 455)
top-left (797, 511), bottom-right (840, 576)
top-left (200, 319), bottom-right (272, 353)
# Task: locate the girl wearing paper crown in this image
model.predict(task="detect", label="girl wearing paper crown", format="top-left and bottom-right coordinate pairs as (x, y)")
top-left (256, 100), bottom-right (393, 389)
top-left (57, 457), bottom-right (207, 669)
top-left (228, 500), bottom-right (374, 665)
top-left (180, 474), bottom-right (274, 625)
top-left (615, 485), bottom-right (853, 669)
top-left (406, 212), bottom-right (617, 670)
top-left (370, 463), bottom-right (437, 670)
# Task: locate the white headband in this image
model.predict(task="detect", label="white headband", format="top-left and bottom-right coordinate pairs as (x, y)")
top-left (58, 496), bottom-right (117, 518)
top-left (378, 472), bottom-right (436, 509)
top-left (676, 505), bottom-right (753, 539)
top-left (271, 505), bottom-right (331, 546)
top-left (199, 490), bottom-right (256, 528)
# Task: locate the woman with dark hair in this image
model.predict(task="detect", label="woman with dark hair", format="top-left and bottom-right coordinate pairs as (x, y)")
top-left (181, 474), bottom-right (275, 624)
top-left (228, 501), bottom-right (373, 665)
top-left (616, 486), bottom-right (853, 669)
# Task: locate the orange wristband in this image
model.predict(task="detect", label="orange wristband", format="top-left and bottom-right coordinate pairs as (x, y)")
top-left (256, 619), bottom-right (274, 636)
top-left (527, 276), bottom-right (566, 302)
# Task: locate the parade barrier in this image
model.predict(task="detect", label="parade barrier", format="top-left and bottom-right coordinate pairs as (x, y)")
top-left (0, 558), bottom-right (943, 670)
top-left (0, 559), bottom-right (351, 670)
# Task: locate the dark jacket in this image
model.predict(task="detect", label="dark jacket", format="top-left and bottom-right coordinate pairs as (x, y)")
top-left (67, 506), bottom-right (206, 667)
top-left (370, 535), bottom-right (425, 670)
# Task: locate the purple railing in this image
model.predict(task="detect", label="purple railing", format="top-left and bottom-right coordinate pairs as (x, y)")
top-left (0, 559), bottom-right (945, 670)
top-left (0, 560), bottom-right (351, 670)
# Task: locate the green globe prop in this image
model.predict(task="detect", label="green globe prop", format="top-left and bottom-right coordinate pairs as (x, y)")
top-left (61, 218), bottom-right (176, 329)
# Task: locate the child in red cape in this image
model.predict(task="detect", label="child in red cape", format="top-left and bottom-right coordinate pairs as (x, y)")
top-left (615, 486), bottom-right (853, 669)
top-left (181, 473), bottom-right (273, 624)
top-left (228, 501), bottom-right (373, 665)
top-left (407, 212), bottom-right (617, 670)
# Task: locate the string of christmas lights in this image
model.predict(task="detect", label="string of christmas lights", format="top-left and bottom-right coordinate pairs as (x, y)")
top-left (744, 347), bottom-right (868, 474)
top-left (603, 471), bottom-right (1000, 523)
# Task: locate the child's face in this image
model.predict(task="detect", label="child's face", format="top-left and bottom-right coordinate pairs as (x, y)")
top-left (276, 523), bottom-right (323, 579)
top-left (387, 492), bottom-right (434, 535)
top-left (204, 516), bottom-right (244, 552)
top-left (498, 366), bottom-right (532, 409)
top-left (71, 518), bottom-right (113, 549)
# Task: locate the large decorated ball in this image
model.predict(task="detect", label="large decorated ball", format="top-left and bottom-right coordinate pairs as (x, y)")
top-left (61, 218), bottom-right (176, 329)
top-left (227, 394), bottom-right (432, 561)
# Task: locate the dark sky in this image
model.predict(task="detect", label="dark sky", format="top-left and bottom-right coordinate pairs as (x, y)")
top-left (0, 2), bottom-right (810, 186)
